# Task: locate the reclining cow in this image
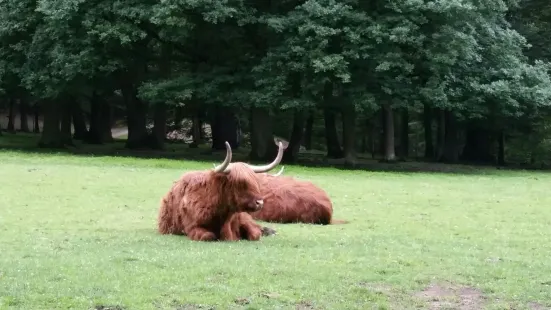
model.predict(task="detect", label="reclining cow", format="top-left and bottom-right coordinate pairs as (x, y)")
top-left (157, 141), bottom-right (284, 241)
top-left (251, 167), bottom-right (348, 225)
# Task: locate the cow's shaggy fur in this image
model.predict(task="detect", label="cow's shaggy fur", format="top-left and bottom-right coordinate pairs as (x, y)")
top-left (251, 174), bottom-right (332, 224)
top-left (158, 142), bottom-right (283, 241)
top-left (251, 170), bottom-right (348, 225)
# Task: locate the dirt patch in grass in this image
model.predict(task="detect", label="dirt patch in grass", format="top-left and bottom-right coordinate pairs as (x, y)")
top-left (94, 305), bottom-right (125, 310)
top-left (528, 302), bottom-right (548, 310)
top-left (358, 281), bottom-right (394, 295)
top-left (172, 303), bottom-right (215, 310)
top-left (162, 299), bottom-right (216, 310)
top-left (234, 297), bottom-right (250, 305)
top-left (260, 292), bottom-right (281, 299)
top-left (414, 283), bottom-right (485, 310)
top-left (295, 300), bottom-right (316, 310)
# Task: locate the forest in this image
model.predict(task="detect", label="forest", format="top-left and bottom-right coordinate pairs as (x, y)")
top-left (1, 0), bottom-right (551, 168)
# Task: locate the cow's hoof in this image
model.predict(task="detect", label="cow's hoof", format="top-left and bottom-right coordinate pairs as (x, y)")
top-left (261, 226), bottom-right (277, 236)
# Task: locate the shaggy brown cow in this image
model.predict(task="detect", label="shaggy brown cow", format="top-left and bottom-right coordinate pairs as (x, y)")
top-left (251, 170), bottom-right (348, 225)
top-left (157, 141), bottom-right (284, 241)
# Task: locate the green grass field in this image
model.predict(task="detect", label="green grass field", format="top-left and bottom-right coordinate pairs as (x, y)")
top-left (1, 149), bottom-right (551, 310)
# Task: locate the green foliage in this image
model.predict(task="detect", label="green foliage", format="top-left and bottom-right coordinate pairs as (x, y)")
top-left (253, 0), bottom-right (372, 110)
top-left (138, 76), bottom-right (193, 105)
top-left (1, 0), bottom-right (549, 110)
top-left (1, 0), bottom-right (551, 161)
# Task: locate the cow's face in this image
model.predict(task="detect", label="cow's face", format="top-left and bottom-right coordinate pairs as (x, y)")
top-left (226, 163), bottom-right (264, 212)
top-left (211, 141), bottom-right (284, 213)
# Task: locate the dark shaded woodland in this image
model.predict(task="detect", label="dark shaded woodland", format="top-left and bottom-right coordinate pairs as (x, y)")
top-left (2, 0), bottom-right (551, 168)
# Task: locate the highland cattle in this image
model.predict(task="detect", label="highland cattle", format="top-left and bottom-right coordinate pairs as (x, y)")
top-left (251, 169), bottom-right (348, 225)
top-left (157, 141), bottom-right (284, 241)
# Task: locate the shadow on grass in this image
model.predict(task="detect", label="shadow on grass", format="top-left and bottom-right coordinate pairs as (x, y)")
top-left (1, 132), bottom-right (549, 175)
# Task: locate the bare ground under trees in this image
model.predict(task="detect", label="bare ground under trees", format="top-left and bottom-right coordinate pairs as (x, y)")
top-left (1, 111), bottom-right (549, 174)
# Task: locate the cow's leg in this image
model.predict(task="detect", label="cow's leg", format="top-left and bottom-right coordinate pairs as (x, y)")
top-left (186, 226), bottom-right (217, 241)
top-left (158, 196), bottom-right (177, 234)
top-left (236, 213), bottom-right (264, 241)
top-left (220, 217), bottom-right (240, 241)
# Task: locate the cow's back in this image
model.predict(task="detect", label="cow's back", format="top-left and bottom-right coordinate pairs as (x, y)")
top-left (252, 175), bottom-right (333, 224)
top-left (158, 170), bottom-right (214, 234)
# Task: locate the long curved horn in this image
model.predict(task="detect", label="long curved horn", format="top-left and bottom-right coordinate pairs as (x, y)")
top-left (271, 166), bottom-right (284, 176)
top-left (212, 141), bottom-right (232, 173)
top-left (247, 141), bottom-right (284, 173)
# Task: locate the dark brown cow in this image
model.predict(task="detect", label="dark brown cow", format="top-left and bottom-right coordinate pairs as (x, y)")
top-left (251, 168), bottom-right (348, 225)
top-left (157, 141), bottom-right (284, 241)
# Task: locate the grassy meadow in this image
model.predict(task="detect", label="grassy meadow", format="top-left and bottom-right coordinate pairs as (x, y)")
top-left (1, 140), bottom-right (551, 309)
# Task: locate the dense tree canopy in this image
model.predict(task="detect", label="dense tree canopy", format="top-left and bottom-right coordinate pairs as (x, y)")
top-left (1, 0), bottom-right (551, 167)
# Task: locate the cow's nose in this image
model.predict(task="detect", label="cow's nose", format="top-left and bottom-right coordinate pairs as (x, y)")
top-left (255, 200), bottom-right (264, 208)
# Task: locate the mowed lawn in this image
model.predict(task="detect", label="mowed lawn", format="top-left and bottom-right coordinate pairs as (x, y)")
top-left (1, 151), bottom-right (551, 310)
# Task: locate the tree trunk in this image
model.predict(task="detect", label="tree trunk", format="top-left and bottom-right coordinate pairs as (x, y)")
top-left (423, 103), bottom-right (434, 159)
top-left (399, 108), bottom-right (409, 160)
top-left (211, 105), bottom-right (239, 150)
top-left (249, 107), bottom-right (277, 161)
top-left (341, 103), bottom-right (356, 166)
top-left (303, 109), bottom-right (314, 151)
top-left (121, 83), bottom-right (149, 149)
top-left (435, 109), bottom-right (445, 161)
top-left (198, 119), bottom-right (205, 140)
top-left (461, 126), bottom-right (495, 163)
top-left (7, 99), bottom-right (15, 132)
top-left (87, 93), bottom-right (102, 144)
top-left (151, 103), bottom-right (167, 149)
top-left (441, 111), bottom-right (459, 163)
top-left (189, 113), bottom-right (202, 148)
top-left (382, 103), bottom-right (396, 162)
top-left (173, 106), bottom-right (185, 130)
top-left (33, 105), bottom-right (40, 133)
top-left (282, 72), bottom-right (304, 162)
top-left (282, 109), bottom-right (306, 163)
top-left (72, 100), bottom-right (88, 140)
top-left (497, 129), bottom-right (505, 166)
top-left (370, 117), bottom-right (376, 159)
top-left (150, 44), bottom-right (172, 150)
top-left (0, 99), bottom-right (3, 134)
top-left (323, 82), bottom-right (343, 158)
top-left (361, 118), bottom-right (369, 153)
top-left (188, 96), bottom-right (204, 148)
top-left (100, 99), bottom-right (113, 143)
top-left (85, 92), bottom-right (111, 144)
top-left (38, 100), bottom-right (65, 148)
top-left (379, 108), bottom-right (385, 156)
top-left (19, 98), bottom-right (30, 132)
top-left (323, 107), bottom-right (343, 158)
top-left (60, 98), bottom-right (74, 146)
top-left (190, 113), bottom-right (203, 148)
